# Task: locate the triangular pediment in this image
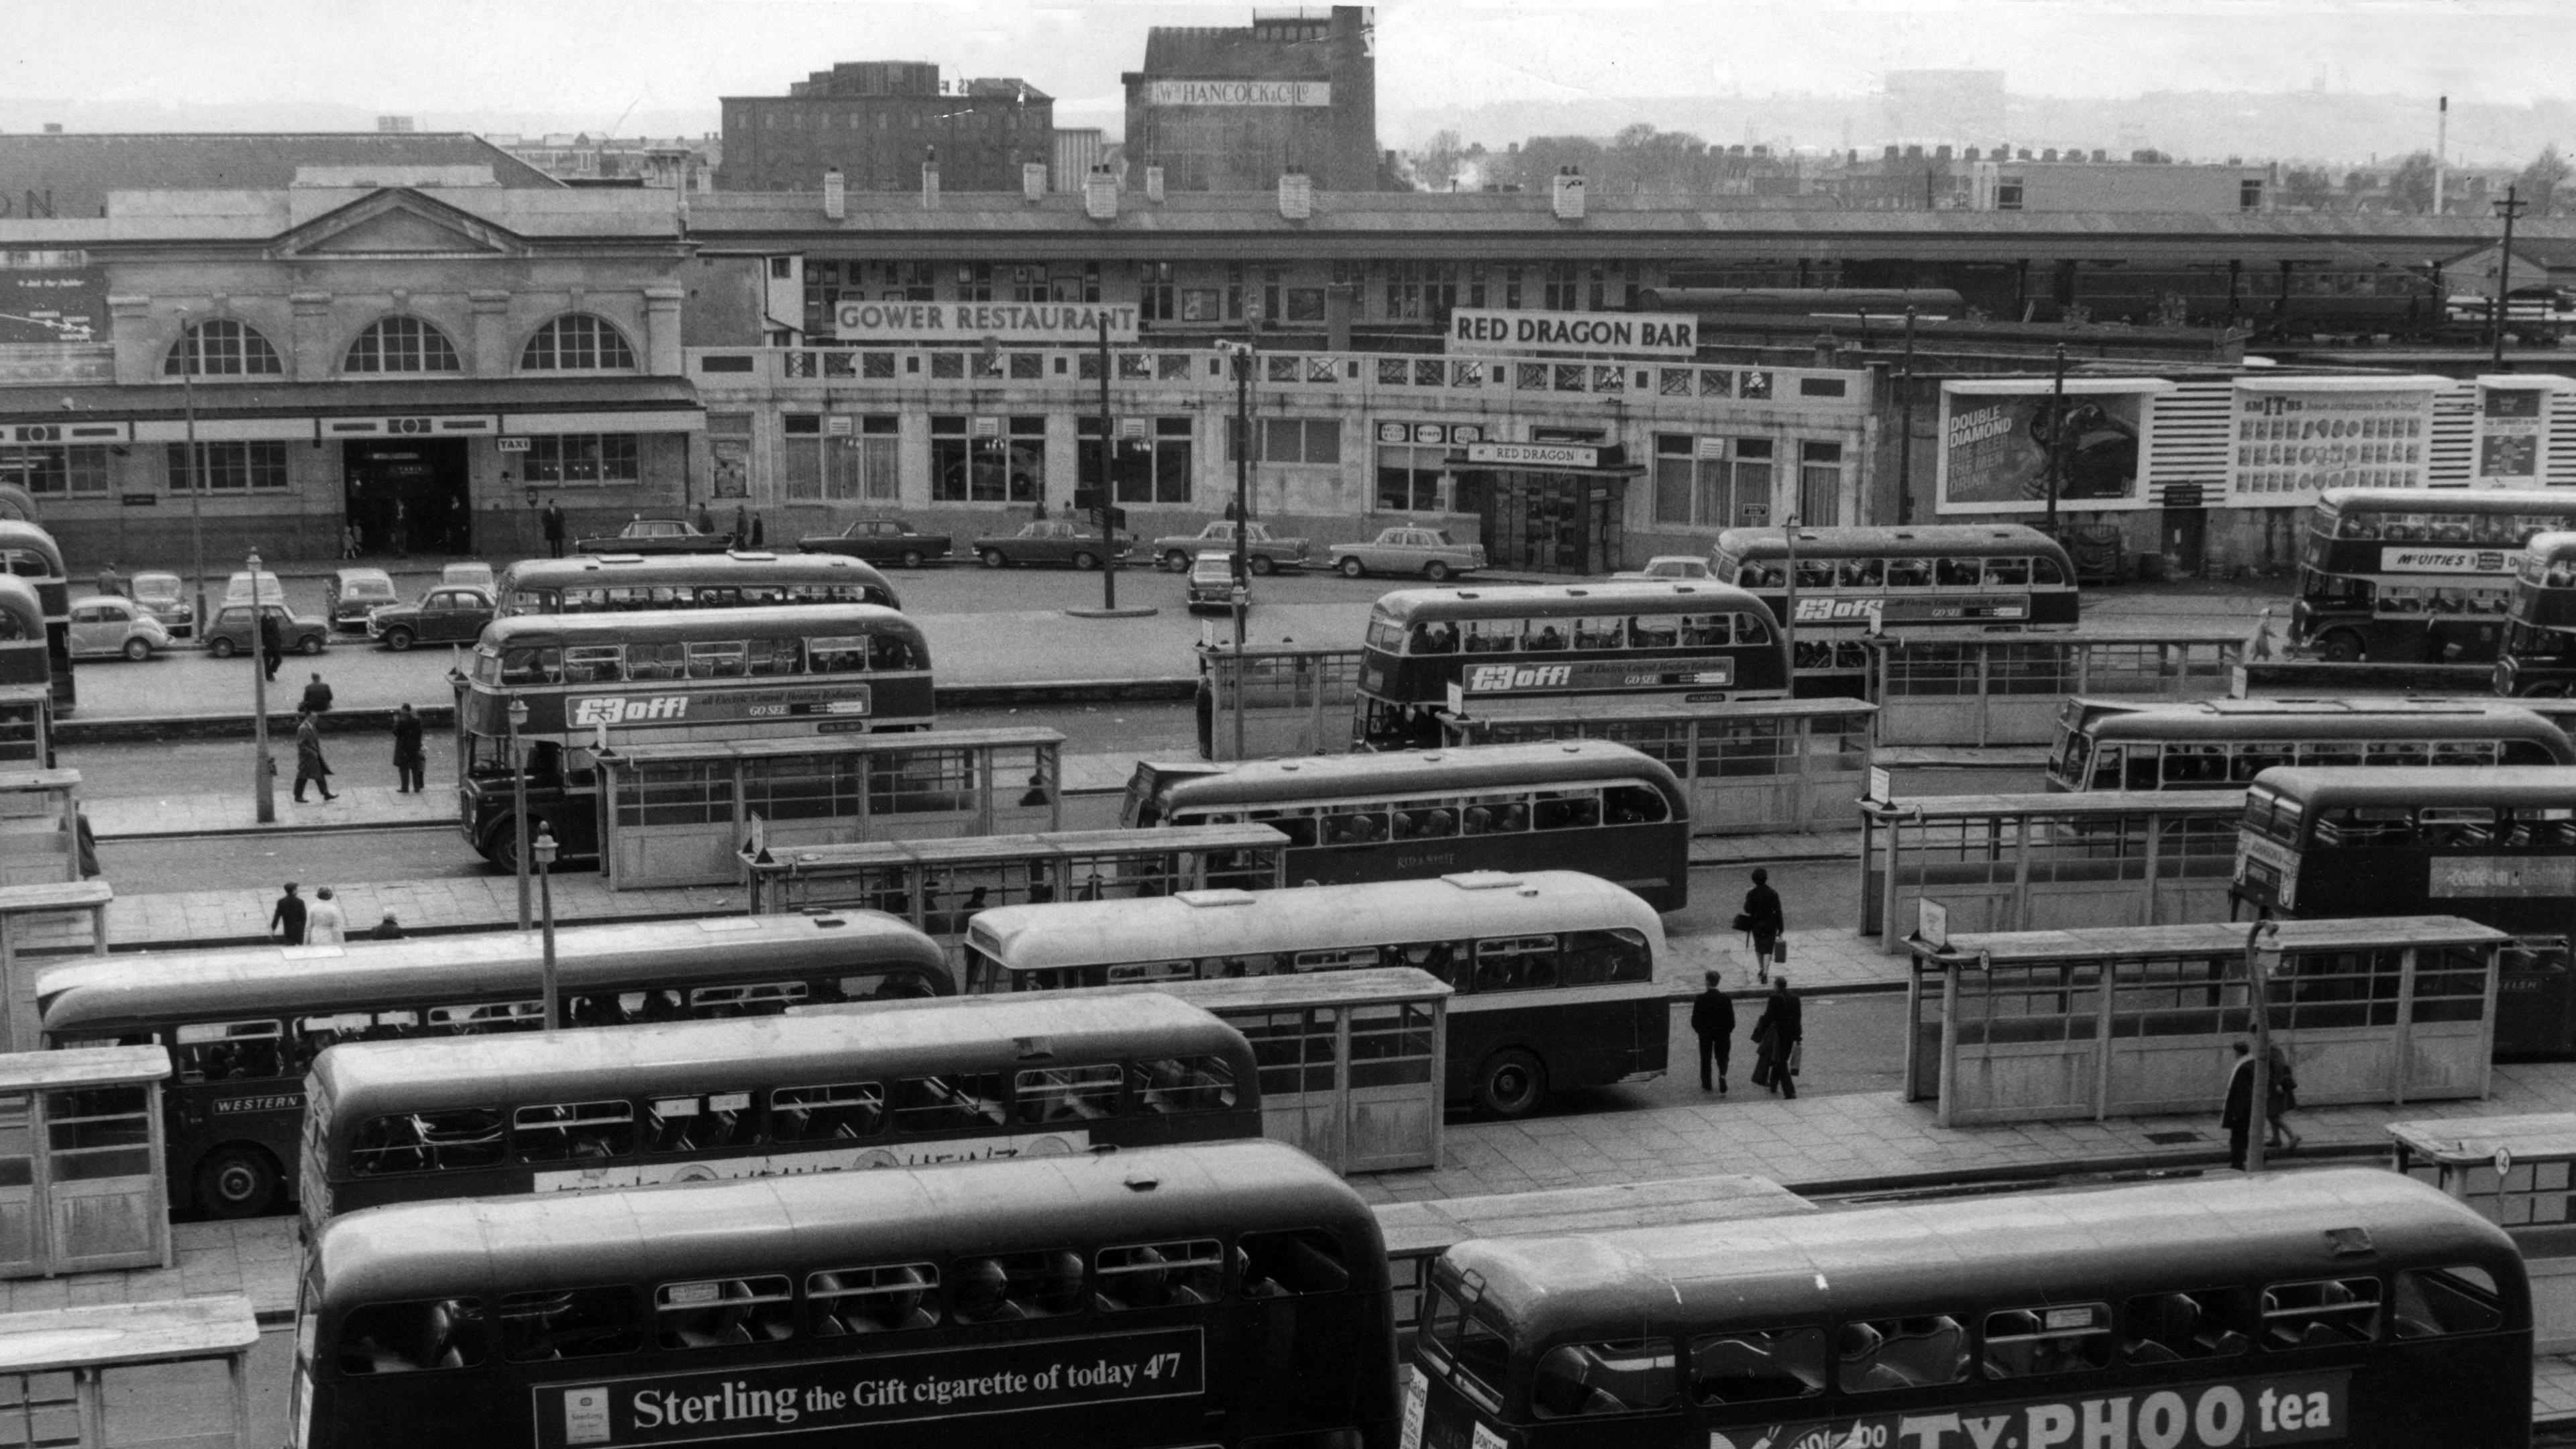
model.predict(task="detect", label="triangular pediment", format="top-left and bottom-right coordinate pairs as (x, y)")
top-left (273, 189), bottom-right (528, 259)
top-left (306, 207), bottom-right (502, 254)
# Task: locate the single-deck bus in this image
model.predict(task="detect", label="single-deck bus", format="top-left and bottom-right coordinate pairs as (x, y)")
top-left (1354, 582), bottom-right (1787, 750)
top-left (0, 521), bottom-right (71, 710)
top-left (1409, 1168), bottom-right (2528, 1449)
top-left (37, 912), bottom-right (951, 1218)
top-left (2293, 489), bottom-right (2576, 663)
top-left (292, 1139), bottom-right (1401, 1449)
top-left (495, 551), bottom-right (899, 617)
top-left (964, 869), bottom-right (1670, 1119)
top-left (1122, 741), bottom-right (1691, 910)
top-left (2047, 697), bottom-right (2573, 791)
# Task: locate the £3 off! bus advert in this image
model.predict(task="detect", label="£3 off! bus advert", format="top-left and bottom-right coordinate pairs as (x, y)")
top-left (537, 1327), bottom-right (1204, 1446)
top-left (1706, 1369), bottom-right (2347, 1449)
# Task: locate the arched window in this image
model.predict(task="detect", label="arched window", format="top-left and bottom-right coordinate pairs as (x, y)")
top-left (345, 317), bottom-right (462, 374)
top-left (162, 319), bottom-right (283, 376)
top-left (521, 313), bottom-right (638, 371)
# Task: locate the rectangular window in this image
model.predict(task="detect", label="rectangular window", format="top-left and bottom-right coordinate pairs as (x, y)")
top-left (1532, 1339), bottom-right (1679, 1417)
top-left (498, 1285), bottom-right (641, 1362)
top-left (511, 1101), bottom-right (636, 1163)
top-left (930, 416), bottom-right (1043, 504)
top-left (4, 445), bottom-right (109, 498)
top-left (1798, 440), bottom-right (1843, 526)
top-left (1982, 1303), bottom-right (2112, 1378)
top-left (1837, 1315), bottom-right (1970, 1392)
top-left (525, 435), bottom-right (640, 486)
top-left (769, 1082), bottom-right (883, 1141)
top-left (2123, 1289), bottom-right (2252, 1362)
top-left (166, 440), bottom-right (288, 491)
top-left (890, 1073), bottom-right (1007, 1133)
top-left (1078, 417), bottom-right (1191, 506)
top-left (1375, 441), bottom-right (1446, 513)
top-left (808, 1263), bottom-right (940, 1335)
top-left (1015, 1064), bottom-right (1122, 1124)
top-left (1096, 1240), bottom-right (1223, 1311)
top-left (1691, 1327), bottom-right (1825, 1405)
top-left (656, 1277), bottom-right (794, 1349)
top-left (1133, 1055), bottom-right (1238, 1112)
top-left (2260, 1278), bottom-right (2381, 1350)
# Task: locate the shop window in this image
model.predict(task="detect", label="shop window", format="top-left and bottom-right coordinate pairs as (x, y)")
top-left (1079, 417), bottom-right (1191, 506)
top-left (525, 435), bottom-right (641, 486)
top-left (931, 417), bottom-right (1044, 504)
top-left (782, 415), bottom-right (896, 501)
top-left (1799, 441), bottom-right (1843, 527)
top-left (345, 316), bottom-right (462, 374)
top-left (6, 446), bottom-right (110, 498)
top-left (1376, 441), bottom-right (1446, 513)
top-left (163, 319), bottom-right (282, 376)
top-left (166, 441), bottom-right (289, 492)
top-left (521, 313), bottom-right (639, 371)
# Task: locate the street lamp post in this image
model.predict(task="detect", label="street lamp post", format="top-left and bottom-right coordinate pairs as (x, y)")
top-left (507, 694), bottom-right (531, 931)
top-left (178, 312), bottom-right (208, 651)
top-left (246, 552), bottom-right (274, 824)
top-left (1093, 312), bottom-right (1118, 611)
top-left (1780, 513), bottom-right (1802, 697)
top-left (533, 822), bottom-right (561, 1030)
top-left (1894, 306), bottom-right (1919, 525)
top-left (2043, 343), bottom-right (2068, 539)
top-left (2243, 918), bottom-right (2282, 1173)
top-left (1218, 337), bottom-right (1256, 761)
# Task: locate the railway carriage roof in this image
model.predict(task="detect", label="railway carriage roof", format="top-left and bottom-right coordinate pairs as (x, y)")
top-left (1368, 581), bottom-right (1773, 625)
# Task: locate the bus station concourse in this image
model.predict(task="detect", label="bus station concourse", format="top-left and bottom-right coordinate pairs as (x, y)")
top-left (594, 727), bottom-right (1065, 889)
top-left (1439, 696), bottom-right (1876, 835)
top-left (2390, 1113), bottom-right (2576, 1354)
top-left (1903, 916), bottom-right (2502, 1128)
top-left (1197, 643), bottom-right (1362, 761)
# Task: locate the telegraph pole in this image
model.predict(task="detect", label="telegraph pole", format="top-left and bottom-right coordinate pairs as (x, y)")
top-left (1094, 313), bottom-right (1118, 610)
top-left (2493, 184), bottom-right (2527, 368)
top-left (1895, 306), bottom-right (1919, 525)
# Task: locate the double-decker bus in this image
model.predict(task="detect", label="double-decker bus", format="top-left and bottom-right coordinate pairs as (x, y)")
top-left (292, 1139), bottom-right (1401, 1449)
top-left (0, 521), bottom-right (70, 710)
top-left (1120, 741), bottom-right (1691, 910)
top-left (1715, 524), bottom-right (2078, 696)
top-left (456, 602), bottom-right (933, 868)
top-left (2047, 697), bottom-right (2573, 792)
top-left (2494, 531), bottom-right (2576, 696)
top-left (35, 912), bottom-right (950, 1219)
top-left (301, 993), bottom-right (1258, 1231)
top-left (964, 869), bottom-right (1670, 1120)
top-left (2292, 489), bottom-right (2576, 663)
top-left (1354, 582), bottom-right (1786, 750)
top-left (495, 550), bottom-right (899, 617)
top-left (1407, 1168), bottom-right (2528, 1449)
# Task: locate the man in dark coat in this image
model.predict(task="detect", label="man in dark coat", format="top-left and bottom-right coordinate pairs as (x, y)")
top-left (1743, 867), bottom-right (1786, 983)
top-left (1752, 975), bottom-right (1803, 1099)
top-left (542, 499), bottom-right (566, 559)
top-left (299, 672), bottom-right (333, 715)
top-left (270, 881), bottom-right (307, 945)
top-left (392, 702), bottom-right (426, 793)
top-left (2222, 1041), bottom-right (2258, 1170)
top-left (292, 710), bottom-right (336, 802)
top-left (1690, 970), bottom-right (1736, 1093)
top-left (258, 609), bottom-right (283, 682)
top-left (364, 912), bottom-right (405, 941)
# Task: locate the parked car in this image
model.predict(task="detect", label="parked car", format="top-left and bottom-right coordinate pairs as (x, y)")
top-left (573, 517), bottom-right (731, 555)
top-left (324, 568), bottom-right (400, 631)
top-left (1151, 520), bottom-right (1309, 575)
top-left (441, 561), bottom-right (498, 596)
top-left (66, 595), bottom-right (170, 661)
top-left (798, 518), bottom-right (953, 570)
top-left (129, 571), bottom-right (192, 638)
top-left (1612, 555), bottom-right (1714, 582)
top-left (202, 602), bottom-right (328, 658)
top-left (1185, 552), bottom-right (1249, 615)
top-left (972, 519), bottom-right (1134, 570)
top-left (220, 570), bottom-right (288, 607)
top-left (1328, 527), bottom-right (1488, 582)
top-left (368, 585), bottom-right (496, 651)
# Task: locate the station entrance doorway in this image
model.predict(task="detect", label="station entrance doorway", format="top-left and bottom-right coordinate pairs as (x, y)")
top-left (343, 439), bottom-right (470, 556)
top-left (1452, 468), bottom-right (1630, 575)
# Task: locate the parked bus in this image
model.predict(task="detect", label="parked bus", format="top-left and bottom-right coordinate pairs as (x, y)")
top-left (2494, 531), bottom-right (2576, 697)
top-left (495, 551), bottom-right (899, 618)
top-left (1354, 582), bottom-right (1787, 750)
top-left (2047, 697), bottom-right (2573, 792)
top-left (455, 602), bottom-right (933, 869)
top-left (301, 993), bottom-right (1259, 1232)
top-left (0, 521), bottom-right (71, 711)
top-left (1408, 1169), bottom-right (2529, 1449)
top-left (0, 576), bottom-right (51, 693)
top-left (292, 1139), bottom-right (1401, 1449)
top-left (36, 912), bottom-right (951, 1219)
top-left (2292, 488), bottom-right (2576, 663)
top-left (1120, 741), bottom-right (1692, 911)
top-left (963, 869), bottom-right (1670, 1120)
top-left (1715, 524), bottom-right (2078, 695)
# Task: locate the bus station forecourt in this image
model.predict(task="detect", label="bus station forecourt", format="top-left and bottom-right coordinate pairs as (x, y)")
top-left (36, 549), bottom-right (2576, 1438)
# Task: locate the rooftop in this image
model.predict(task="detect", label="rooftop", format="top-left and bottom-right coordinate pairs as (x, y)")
top-left (0, 132), bottom-right (559, 217)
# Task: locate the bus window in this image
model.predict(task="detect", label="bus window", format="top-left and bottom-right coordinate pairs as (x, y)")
top-left (770, 1083), bottom-right (884, 1142)
top-left (1322, 806), bottom-right (1390, 845)
top-left (1982, 1303), bottom-right (2112, 1378)
top-left (1626, 614), bottom-right (1678, 648)
top-left (1886, 557), bottom-right (1932, 588)
top-left (348, 1110), bottom-right (504, 1176)
top-left (1572, 617), bottom-right (1622, 651)
top-left (2297, 741), bottom-right (2364, 769)
top-left (1391, 941), bottom-right (1463, 987)
top-left (2160, 745), bottom-right (2228, 787)
top-left (870, 633), bottom-right (924, 671)
top-left (1475, 936), bottom-right (1561, 992)
top-left (1391, 801), bottom-right (1459, 839)
top-left (690, 982), bottom-right (810, 1018)
top-left (1690, 1327), bottom-right (1825, 1405)
top-left (1523, 621), bottom-right (1569, 652)
top-left (834, 969), bottom-right (939, 1002)
top-left (499, 647), bottom-right (561, 686)
top-left (2088, 745), bottom-right (2128, 791)
top-left (1738, 563), bottom-right (1784, 588)
top-left (2260, 1279), bottom-right (2381, 1349)
top-left (1462, 796), bottom-right (1531, 834)
top-left (2231, 745), bottom-right (2293, 783)
top-left (648, 1092), bottom-right (762, 1154)
top-left (684, 641), bottom-right (747, 679)
top-left (1835, 558), bottom-right (1883, 588)
top-left (1935, 557), bottom-right (1981, 587)
top-left (625, 641), bottom-right (685, 681)
top-left (1836, 1316), bottom-right (1969, 1392)
top-left (1562, 929), bottom-right (1654, 985)
top-left (2392, 1267), bottom-right (2504, 1338)
top-left (1532, 1340), bottom-right (1679, 1417)
top-left (1364, 615), bottom-right (1405, 652)
top-left (2313, 808), bottom-right (2413, 848)
top-left (892, 1073), bottom-right (1006, 1133)
top-left (1678, 613), bottom-right (1732, 647)
top-left (1248, 808), bottom-right (1317, 849)
top-left (952, 1250), bottom-right (1084, 1322)
top-left (1409, 621), bottom-right (1459, 654)
top-left (745, 637), bottom-right (802, 676)
top-left (808, 1264), bottom-right (939, 1336)
top-left (2033, 556), bottom-right (2070, 586)
top-left (497, 1286), bottom-right (643, 1361)
top-left (1134, 1057), bottom-right (1239, 1113)
top-left (337, 1299), bottom-right (485, 1375)
top-left (807, 636), bottom-right (870, 674)
top-left (173, 1020), bottom-right (284, 1083)
top-left (1792, 559), bottom-right (1835, 590)
top-left (2433, 741), bottom-right (2502, 767)
top-left (511, 1102), bottom-right (637, 1163)
top-left (297, 1011), bottom-right (414, 1067)
top-left (2365, 741), bottom-right (2430, 769)
top-left (1983, 557), bottom-right (2031, 587)
top-left (1605, 784), bottom-right (1668, 824)
top-left (2337, 512), bottom-right (2381, 540)
top-left (1460, 619), bottom-right (1518, 653)
top-left (428, 1002), bottom-right (544, 1036)
top-left (1238, 1228), bottom-right (1350, 1297)
top-left (1096, 1240), bottom-right (1224, 1311)
top-left (1534, 791), bottom-right (1602, 830)
top-left (560, 645), bottom-right (621, 684)
top-left (1426, 1283), bottom-right (1509, 1403)
top-left (657, 1277), bottom-right (794, 1349)
top-left (2123, 1290), bottom-right (2252, 1362)
top-left (1016, 1065), bottom-right (1121, 1124)
top-left (1736, 612), bottom-right (1774, 645)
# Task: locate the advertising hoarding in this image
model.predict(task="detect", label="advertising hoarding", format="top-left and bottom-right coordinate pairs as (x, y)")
top-left (1937, 380), bottom-right (2153, 513)
top-left (2230, 383), bottom-right (2434, 502)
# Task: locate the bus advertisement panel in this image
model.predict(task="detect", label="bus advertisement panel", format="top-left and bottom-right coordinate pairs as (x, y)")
top-left (1937, 380), bottom-right (2158, 513)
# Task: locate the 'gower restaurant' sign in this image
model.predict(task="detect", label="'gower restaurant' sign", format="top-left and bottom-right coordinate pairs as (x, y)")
top-left (1144, 80), bottom-right (1331, 107)
top-left (833, 302), bottom-right (1140, 345)
top-left (1447, 307), bottom-right (1699, 359)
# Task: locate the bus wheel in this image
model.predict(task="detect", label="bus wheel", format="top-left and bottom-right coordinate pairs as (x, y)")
top-left (480, 818), bottom-right (521, 872)
top-left (1473, 1049), bottom-right (1546, 1120)
top-left (196, 1146), bottom-right (279, 1218)
top-left (2318, 633), bottom-right (2362, 662)
top-left (2527, 683), bottom-right (2569, 699)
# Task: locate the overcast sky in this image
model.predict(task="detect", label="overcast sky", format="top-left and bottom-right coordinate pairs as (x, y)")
top-left (5, 0), bottom-right (2572, 138)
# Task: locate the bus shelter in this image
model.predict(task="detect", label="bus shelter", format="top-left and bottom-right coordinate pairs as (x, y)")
top-left (0, 881), bottom-right (111, 1050)
top-left (0, 688), bottom-right (51, 770)
top-left (0, 771), bottom-right (80, 888)
top-left (0, 1047), bottom-right (170, 1279)
top-left (596, 728), bottom-right (1065, 890)
top-left (1438, 696), bottom-right (1877, 835)
top-left (0, 1295), bottom-right (258, 1449)
top-left (1866, 625), bottom-right (2243, 747)
top-left (1861, 789), bottom-right (2243, 953)
top-left (1197, 643), bottom-right (1363, 761)
top-left (1904, 916), bottom-right (2502, 1128)
top-left (2388, 1113), bottom-right (2576, 1352)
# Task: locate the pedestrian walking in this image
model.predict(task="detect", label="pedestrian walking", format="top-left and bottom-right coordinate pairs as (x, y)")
top-left (299, 672), bottom-right (333, 716)
top-left (392, 499), bottom-right (409, 559)
top-left (270, 881), bottom-right (307, 946)
top-left (2265, 1042), bottom-right (2302, 1155)
top-left (1751, 975), bottom-right (1803, 1099)
top-left (749, 512), bottom-right (765, 547)
top-left (307, 886), bottom-right (347, 945)
top-left (732, 503), bottom-right (750, 548)
top-left (2221, 1040), bottom-right (2257, 1171)
top-left (342, 523), bottom-right (363, 559)
top-left (364, 912), bottom-right (405, 941)
top-left (1736, 867), bottom-right (1786, 983)
top-left (74, 812), bottom-right (97, 879)
top-left (258, 609), bottom-right (283, 682)
top-left (391, 702), bottom-right (426, 793)
top-left (293, 710), bottom-right (337, 802)
top-left (542, 499), bottom-right (566, 559)
top-left (1690, 969), bottom-right (1737, 1093)
top-left (692, 500), bottom-right (713, 535)
top-left (94, 561), bottom-right (121, 598)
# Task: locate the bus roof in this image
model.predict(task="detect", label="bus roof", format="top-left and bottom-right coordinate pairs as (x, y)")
top-left (607, 725), bottom-right (1063, 765)
top-left (2078, 698), bottom-right (2570, 746)
top-left (966, 871), bottom-right (1662, 973)
top-left (498, 551), bottom-right (893, 594)
top-left (2387, 1112), bottom-right (2576, 1166)
top-left (2247, 765), bottom-right (2576, 807)
top-left (1714, 524), bottom-right (2071, 561)
top-left (1917, 915), bottom-right (2510, 967)
top-left (1444, 1168), bottom-right (2514, 1340)
top-left (476, 602), bottom-right (922, 649)
top-left (0, 523), bottom-right (64, 574)
top-left (2318, 487), bottom-right (2576, 515)
top-left (1376, 1173), bottom-right (1811, 1262)
top-left (310, 992), bottom-right (1242, 1120)
top-left (0, 577), bottom-right (44, 636)
top-left (1143, 741), bottom-right (1686, 812)
top-left (313, 1138), bottom-right (1381, 1307)
top-left (1366, 580), bottom-right (1774, 626)
top-left (36, 912), bottom-right (945, 1036)
top-left (2524, 531), bottom-right (2576, 564)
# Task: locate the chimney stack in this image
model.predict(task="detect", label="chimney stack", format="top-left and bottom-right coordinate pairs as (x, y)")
top-left (1083, 164), bottom-right (1118, 221)
top-left (1277, 170), bottom-right (1313, 221)
top-left (1022, 162), bottom-right (1047, 203)
top-left (823, 168), bottom-right (845, 220)
top-left (921, 147), bottom-right (940, 209)
top-left (1551, 167), bottom-right (1587, 221)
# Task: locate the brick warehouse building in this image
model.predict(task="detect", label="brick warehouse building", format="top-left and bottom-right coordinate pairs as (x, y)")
top-left (720, 62), bottom-right (1053, 195)
top-left (1122, 5), bottom-right (1385, 194)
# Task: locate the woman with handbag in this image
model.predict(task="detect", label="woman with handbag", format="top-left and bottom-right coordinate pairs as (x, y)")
top-left (1750, 977), bottom-right (1801, 1099)
top-left (1739, 867), bottom-right (1786, 984)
